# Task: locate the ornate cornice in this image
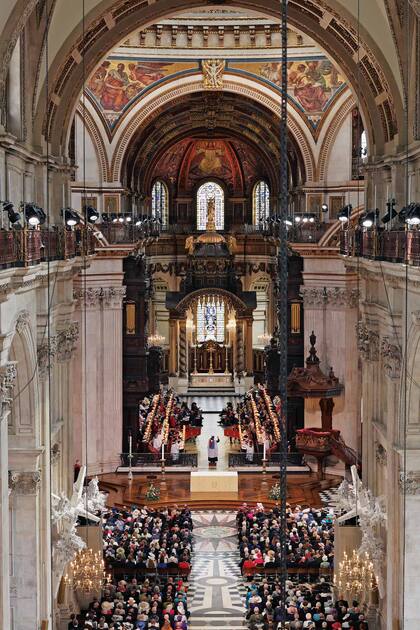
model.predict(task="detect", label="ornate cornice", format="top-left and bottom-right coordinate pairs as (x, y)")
top-left (0, 362), bottom-right (17, 416)
top-left (56, 323), bottom-right (79, 363)
top-left (399, 471), bottom-right (420, 495)
top-left (375, 442), bottom-right (387, 466)
top-left (8, 470), bottom-right (41, 495)
top-left (73, 286), bottom-right (126, 308)
top-left (300, 286), bottom-right (359, 308)
top-left (356, 322), bottom-right (380, 361)
top-left (380, 337), bottom-right (402, 380)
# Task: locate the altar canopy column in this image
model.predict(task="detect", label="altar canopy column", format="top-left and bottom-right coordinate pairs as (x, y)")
top-left (245, 317), bottom-right (254, 376)
top-left (8, 470), bottom-right (41, 630)
top-left (169, 319), bottom-right (177, 376)
top-left (236, 320), bottom-right (245, 375)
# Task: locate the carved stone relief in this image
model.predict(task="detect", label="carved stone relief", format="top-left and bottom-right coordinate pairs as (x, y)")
top-left (300, 287), bottom-right (359, 308)
top-left (399, 471), bottom-right (420, 495)
top-left (8, 470), bottom-right (41, 495)
top-left (380, 337), bottom-right (402, 380)
top-left (356, 322), bottom-right (380, 361)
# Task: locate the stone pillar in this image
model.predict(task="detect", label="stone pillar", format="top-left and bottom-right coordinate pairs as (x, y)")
top-left (399, 470), bottom-right (420, 630)
top-left (301, 283), bottom-right (359, 451)
top-left (8, 470), bottom-right (41, 630)
top-left (178, 320), bottom-right (188, 378)
top-left (0, 363), bottom-right (17, 630)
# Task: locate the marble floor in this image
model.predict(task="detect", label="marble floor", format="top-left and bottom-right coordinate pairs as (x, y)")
top-left (189, 510), bottom-right (246, 629)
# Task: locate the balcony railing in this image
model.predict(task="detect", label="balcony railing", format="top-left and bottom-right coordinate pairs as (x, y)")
top-left (0, 226), bottom-right (96, 269)
top-left (119, 452), bottom-right (198, 468)
top-left (340, 228), bottom-right (420, 265)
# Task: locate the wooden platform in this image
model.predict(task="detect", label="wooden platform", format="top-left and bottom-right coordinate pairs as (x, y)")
top-left (97, 471), bottom-right (342, 510)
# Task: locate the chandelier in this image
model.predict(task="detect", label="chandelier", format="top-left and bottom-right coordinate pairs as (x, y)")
top-left (64, 548), bottom-right (110, 593)
top-left (258, 332), bottom-right (271, 346)
top-left (147, 333), bottom-right (165, 347)
top-left (335, 549), bottom-right (377, 603)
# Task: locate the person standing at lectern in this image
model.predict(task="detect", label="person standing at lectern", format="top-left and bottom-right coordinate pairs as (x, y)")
top-left (208, 435), bottom-right (220, 467)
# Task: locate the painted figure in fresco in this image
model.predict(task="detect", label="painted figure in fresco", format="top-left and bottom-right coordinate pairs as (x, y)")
top-left (127, 62), bottom-right (167, 86)
top-left (100, 63), bottom-right (130, 111)
top-left (289, 62), bottom-right (329, 112)
top-left (88, 61), bottom-right (111, 97)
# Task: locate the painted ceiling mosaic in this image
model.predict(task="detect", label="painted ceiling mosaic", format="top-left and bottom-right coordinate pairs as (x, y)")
top-left (87, 56), bottom-right (347, 131)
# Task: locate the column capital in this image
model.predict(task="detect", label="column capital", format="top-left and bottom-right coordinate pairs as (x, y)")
top-left (8, 470), bottom-right (41, 495)
top-left (356, 322), bottom-right (379, 361)
top-left (56, 322), bottom-right (79, 363)
top-left (380, 337), bottom-right (401, 380)
top-left (73, 286), bottom-right (126, 308)
top-left (300, 286), bottom-right (359, 308)
top-left (399, 471), bottom-right (420, 495)
top-left (37, 338), bottom-right (58, 380)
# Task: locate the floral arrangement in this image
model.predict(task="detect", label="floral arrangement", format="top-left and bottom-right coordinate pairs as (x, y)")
top-left (269, 483), bottom-right (282, 500)
top-left (145, 482), bottom-right (160, 501)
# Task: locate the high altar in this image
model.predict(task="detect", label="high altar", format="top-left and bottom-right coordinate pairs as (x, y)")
top-left (165, 198), bottom-right (257, 393)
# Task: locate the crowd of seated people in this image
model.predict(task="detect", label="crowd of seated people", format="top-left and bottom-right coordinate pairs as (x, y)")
top-left (237, 503), bottom-right (334, 574)
top-left (103, 506), bottom-right (193, 573)
top-left (138, 392), bottom-right (203, 461)
top-left (245, 578), bottom-right (369, 630)
top-left (219, 388), bottom-right (281, 457)
top-left (70, 575), bottom-right (190, 629)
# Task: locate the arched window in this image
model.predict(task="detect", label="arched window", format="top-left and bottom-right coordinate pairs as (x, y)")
top-left (197, 181), bottom-right (224, 230)
top-left (196, 296), bottom-right (225, 344)
top-left (151, 180), bottom-right (169, 227)
top-left (253, 181), bottom-right (270, 225)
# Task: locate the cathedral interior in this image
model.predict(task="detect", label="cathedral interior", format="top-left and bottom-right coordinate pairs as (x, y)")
top-left (0, 1), bottom-right (420, 629)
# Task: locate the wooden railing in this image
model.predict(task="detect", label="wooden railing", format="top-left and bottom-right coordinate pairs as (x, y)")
top-left (0, 226), bottom-right (96, 268)
top-left (340, 228), bottom-right (420, 265)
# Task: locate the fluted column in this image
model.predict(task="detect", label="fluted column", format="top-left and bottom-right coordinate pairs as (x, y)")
top-left (8, 470), bottom-right (41, 630)
top-left (0, 363), bottom-right (17, 630)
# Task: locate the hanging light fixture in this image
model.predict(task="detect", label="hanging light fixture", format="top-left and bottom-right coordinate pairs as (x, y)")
top-left (64, 548), bottom-right (110, 593)
top-left (335, 549), bottom-right (377, 604)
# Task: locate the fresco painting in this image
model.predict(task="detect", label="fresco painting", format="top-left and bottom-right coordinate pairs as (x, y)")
top-left (229, 58), bottom-right (346, 124)
top-left (87, 59), bottom-right (198, 127)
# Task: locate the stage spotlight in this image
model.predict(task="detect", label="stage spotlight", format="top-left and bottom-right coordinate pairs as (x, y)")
top-left (321, 203), bottom-right (329, 213)
top-left (117, 214), bottom-right (125, 223)
top-left (359, 209), bottom-right (378, 228)
top-left (62, 208), bottom-right (80, 227)
top-left (294, 215), bottom-right (301, 223)
top-left (125, 214), bottom-right (132, 223)
top-left (284, 216), bottom-right (293, 226)
top-left (406, 203), bottom-right (420, 226)
top-left (338, 205), bottom-right (352, 223)
top-left (1, 201), bottom-right (20, 224)
top-left (84, 205), bottom-right (99, 223)
top-left (24, 203), bottom-right (46, 226)
top-left (111, 214), bottom-right (118, 223)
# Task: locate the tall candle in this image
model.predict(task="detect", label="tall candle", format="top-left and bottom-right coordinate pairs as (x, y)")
top-left (129, 435), bottom-right (132, 456)
top-left (161, 442), bottom-right (164, 460)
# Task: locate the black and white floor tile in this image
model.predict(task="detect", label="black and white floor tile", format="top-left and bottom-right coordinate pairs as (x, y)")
top-left (189, 511), bottom-right (246, 629)
top-left (319, 487), bottom-right (341, 511)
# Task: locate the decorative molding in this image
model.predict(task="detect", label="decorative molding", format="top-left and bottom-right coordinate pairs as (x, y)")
top-left (51, 443), bottom-right (61, 464)
top-left (56, 323), bottom-right (79, 362)
top-left (73, 286), bottom-right (126, 308)
top-left (300, 286), bottom-right (359, 308)
top-left (8, 470), bottom-right (41, 495)
top-left (399, 471), bottom-right (420, 495)
top-left (375, 442), bottom-right (387, 466)
top-left (37, 338), bottom-right (58, 380)
top-left (409, 0), bottom-right (420, 17)
top-left (380, 337), bottom-right (402, 380)
top-left (15, 310), bottom-right (31, 333)
top-left (202, 59), bottom-right (225, 89)
top-left (356, 322), bottom-right (380, 361)
top-left (0, 362), bottom-right (17, 416)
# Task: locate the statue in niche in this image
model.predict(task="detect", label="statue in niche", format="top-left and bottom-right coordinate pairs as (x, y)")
top-left (206, 196), bottom-right (216, 231)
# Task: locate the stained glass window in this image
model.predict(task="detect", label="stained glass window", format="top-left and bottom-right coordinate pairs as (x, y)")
top-left (197, 181), bottom-right (224, 230)
top-left (151, 180), bottom-right (169, 227)
top-left (253, 180), bottom-right (270, 225)
top-left (196, 297), bottom-right (225, 343)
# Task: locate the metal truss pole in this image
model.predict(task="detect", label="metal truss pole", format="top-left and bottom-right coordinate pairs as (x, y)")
top-left (278, 0), bottom-right (289, 626)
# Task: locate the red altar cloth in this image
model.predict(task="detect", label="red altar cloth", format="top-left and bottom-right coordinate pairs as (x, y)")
top-left (185, 426), bottom-right (201, 440)
top-left (224, 426), bottom-right (240, 439)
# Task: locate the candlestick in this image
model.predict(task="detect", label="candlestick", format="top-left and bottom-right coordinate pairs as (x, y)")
top-left (128, 433), bottom-right (133, 481)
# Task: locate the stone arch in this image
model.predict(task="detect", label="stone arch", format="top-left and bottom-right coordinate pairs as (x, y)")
top-left (26, 0), bottom-right (403, 156)
top-left (76, 104), bottom-right (110, 182)
top-left (317, 95), bottom-right (357, 181)
top-left (7, 310), bottom-right (39, 440)
top-left (174, 288), bottom-right (250, 318)
top-left (318, 205), bottom-right (365, 246)
top-left (109, 75), bottom-right (316, 185)
top-left (404, 313), bottom-right (420, 444)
